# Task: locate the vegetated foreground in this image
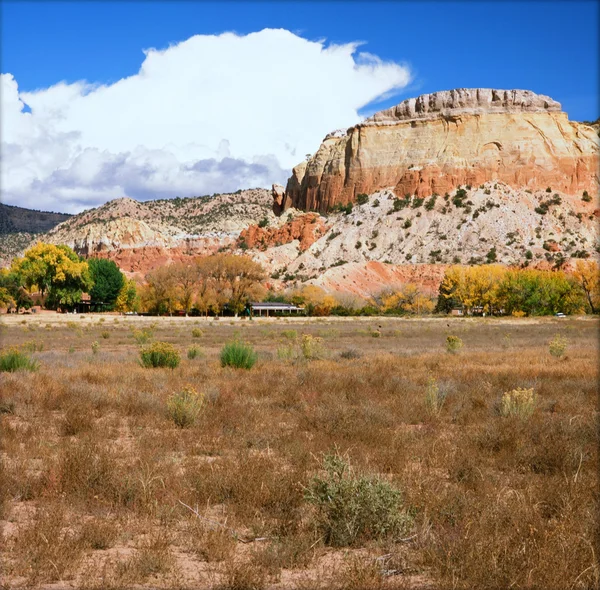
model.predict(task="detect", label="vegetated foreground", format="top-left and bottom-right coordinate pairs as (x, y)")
top-left (0, 314), bottom-right (598, 590)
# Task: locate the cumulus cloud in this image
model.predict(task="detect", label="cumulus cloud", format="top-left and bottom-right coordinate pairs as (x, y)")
top-left (1, 28), bottom-right (411, 213)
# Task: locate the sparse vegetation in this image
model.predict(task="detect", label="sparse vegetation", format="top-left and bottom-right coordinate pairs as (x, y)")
top-left (0, 314), bottom-right (597, 590)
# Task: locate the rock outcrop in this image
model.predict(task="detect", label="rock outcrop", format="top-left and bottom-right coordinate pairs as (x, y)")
top-left (238, 213), bottom-right (328, 252)
top-left (282, 88), bottom-right (600, 213)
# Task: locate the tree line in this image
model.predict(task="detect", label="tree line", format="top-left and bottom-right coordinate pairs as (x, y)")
top-left (2, 242), bottom-right (598, 317)
top-left (435, 262), bottom-right (599, 316)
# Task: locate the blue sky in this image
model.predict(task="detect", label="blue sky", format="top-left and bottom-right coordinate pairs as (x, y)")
top-left (1, 1), bottom-right (598, 213)
top-left (3, 1), bottom-right (598, 120)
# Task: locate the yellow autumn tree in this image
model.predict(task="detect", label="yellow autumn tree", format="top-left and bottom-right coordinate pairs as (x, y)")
top-left (572, 260), bottom-right (600, 314)
top-left (11, 242), bottom-right (92, 309)
top-left (380, 283), bottom-right (435, 314)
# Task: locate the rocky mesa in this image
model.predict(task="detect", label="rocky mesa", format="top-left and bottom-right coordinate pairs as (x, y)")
top-left (280, 88), bottom-right (600, 213)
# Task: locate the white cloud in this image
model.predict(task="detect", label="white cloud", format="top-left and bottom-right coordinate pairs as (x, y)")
top-left (1, 28), bottom-right (411, 213)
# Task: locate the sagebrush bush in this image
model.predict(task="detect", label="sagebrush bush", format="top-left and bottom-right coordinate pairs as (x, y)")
top-left (304, 453), bottom-right (413, 547)
top-left (140, 342), bottom-right (181, 368)
top-left (548, 333), bottom-right (568, 358)
top-left (191, 328), bottom-right (203, 338)
top-left (220, 341), bottom-right (257, 369)
top-left (101, 331), bottom-right (110, 339)
top-left (446, 335), bottom-right (463, 354)
top-left (167, 387), bottom-right (204, 428)
top-left (132, 328), bottom-right (153, 345)
top-left (187, 345), bottom-right (202, 360)
top-left (0, 348), bottom-right (39, 372)
top-left (300, 334), bottom-right (325, 360)
top-left (91, 341), bottom-right (100, 354)
top-left (500, 387), bottom-right (538, 419)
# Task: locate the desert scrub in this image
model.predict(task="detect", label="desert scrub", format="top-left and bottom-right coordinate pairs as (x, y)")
top-left (191, 328), bottom-right (203, 338)
top-left (220, 340), bottom-right (257, 369)
top-left (187, 345), bottom-right (202, 360)
top-left (167, 387), bottom-right (204, 428)
top-left (132, 328), bottom-right (153, 345)
top-left (101, 330), bottom-right (110, 339)
top-left (281, 329), bottom-right (297, 340)
top-left (0, 348), bottom-right (39, 372)
top-left (424, 375), bottom-right (446, 417)
top-left (500, 387), bottom-right (538, 419)
top-left (548, 333), bottom-right (568, 358)
top-left (300, 334), bottom-right (325, 360)
top-left (140, 341), bottom-right (181, 369)
top-left (91, 341), bottom-right (100, 354)
top-left (304, 453), bottom-right (413, 547)
top-left (446, 335), bottom-right (463, 354)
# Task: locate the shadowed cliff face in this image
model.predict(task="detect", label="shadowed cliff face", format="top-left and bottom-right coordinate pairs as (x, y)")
top-left (280, 88), bottom-right (600, 214)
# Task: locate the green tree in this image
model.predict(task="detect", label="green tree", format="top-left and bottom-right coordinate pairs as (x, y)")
top-left (88, 258), bottom-right (125, 309)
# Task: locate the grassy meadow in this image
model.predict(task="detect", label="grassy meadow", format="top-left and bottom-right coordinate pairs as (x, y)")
top-left (0, 313), bottom-right (598, 589)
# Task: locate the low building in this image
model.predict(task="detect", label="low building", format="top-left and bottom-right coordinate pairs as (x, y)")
top-left (249, 302), bottom-right (304, 317)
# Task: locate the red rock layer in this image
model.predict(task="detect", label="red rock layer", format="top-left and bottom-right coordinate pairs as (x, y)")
top-left (238, 213), bottom-right (328, 252)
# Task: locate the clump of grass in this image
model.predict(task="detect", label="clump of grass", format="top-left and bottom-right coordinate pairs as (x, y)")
top-left (300, 334), bottom-right (325, 360)
top-left (500, 387), bottom-right (538, 419)
top-left (192, 328), bottom-right (203, 338)
top-left (548, 333), bottom-right (568, 358)
top-left (446, 335), bottom-right (463, 354)
top-left (0, 348), bottom-right (39, 372)
top-left (140, 341), bottom-right (181, 368)
top-left (424, 375), bottom-right (446, 417)
top-left (187, 345), bottom-right (202, 360)
top-left (304, 453), bottom-right (413, 547)
top-left (101, 330), bottom-right (110, 339)
top-left (281, 329), bottom-right (297, 340)
top-left (91, 341), bottom-right (100, 354)
top-left (167, 387), bottom-right (204, 428)
top-left (220, 341), bottom-right (257, 369)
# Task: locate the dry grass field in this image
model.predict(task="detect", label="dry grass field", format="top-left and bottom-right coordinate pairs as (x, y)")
top-left (1, 313), bottom-right (598, 589)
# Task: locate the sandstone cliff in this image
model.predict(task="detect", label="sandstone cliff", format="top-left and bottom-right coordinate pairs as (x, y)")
top-left (281, 89), bottom-right (600, 213)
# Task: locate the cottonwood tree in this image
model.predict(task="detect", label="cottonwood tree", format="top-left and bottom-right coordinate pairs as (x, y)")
top-left (572, 260), bottom-right (600, 314)
top-left (11, 243), bottom-right (92, 310)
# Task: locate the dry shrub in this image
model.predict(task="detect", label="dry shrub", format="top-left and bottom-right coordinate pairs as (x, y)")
top-left (185, 453), bottom-right (305, 535)
top-left (117, 530), bottom-right (174, 582)
top-left (11, 505), bottom-right (84, 584)
top-left (304, 453), bottom-right (413, 547)
top-left (499, 387), bottom-right (537, 419)
top-left (80, 518), bottom-right (118, 550)
top-left (218, 557), bottom-right (268, 590)
top-left (329, 554), bottom-right (384, 590)
top-left (167, 386), bottom-right (204, 428)
top-left (61, 403), bottom-right (94, 436)
top-left (185, 520), bottom-right (236, 562)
